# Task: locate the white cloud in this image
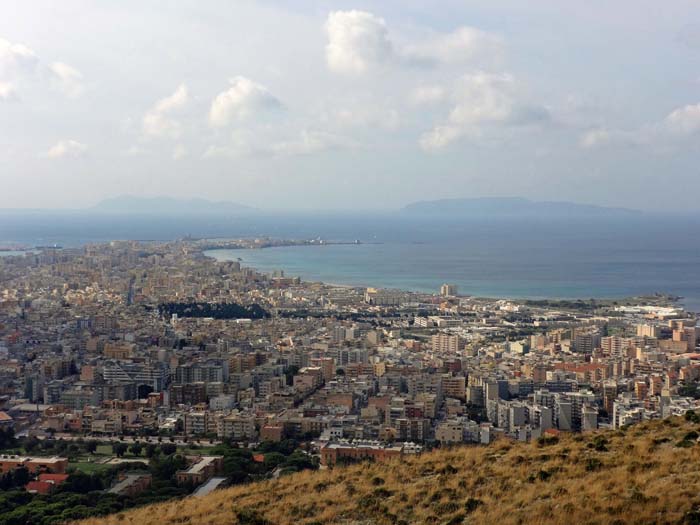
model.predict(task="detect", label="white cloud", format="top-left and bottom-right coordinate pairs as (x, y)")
top-left (142, 84), bottom-right (189, 139)
top-left (448, 72), bottom-right (515, 126)
top-left (405, 27), bottom-right (504, 67)
top-left (205, 129), bottom-right (353, 159)
top-left (0, 81), bottom-right (17, 100)
top-left (49, 61), bottom-right (85, 98)
top-left (323, 105), bottom-right (400, 131)
top-left (665, 103), bottom-right (700, 135)
top-left (580, 102), bottom-right (700, 150)
top-left (325, 10), bottom-right (393, 74)
top-left (45, 139), bottom-right (87, 158)
top-left (579, 128), bottom-right (614, 149)
top-left (410, 85), bottom-right (446, 106)
top-left (419, 124), bottom-right (464, 151)
top-left (324, 12), bottom-right (502, 75)
top-left (208, 76), bottom-right (281, 127)
top-left (0, 37), bottom-right (38, 77)
top-left (0, 37), bottom-right (37, 99)
top-left (420, 72), bottom-right (548, 151)
top-left (269, 130), bottom-right (355, 156)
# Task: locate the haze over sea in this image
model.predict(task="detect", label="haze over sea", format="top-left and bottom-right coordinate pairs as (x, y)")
top-left (1, 210), bottom-right (699, 312)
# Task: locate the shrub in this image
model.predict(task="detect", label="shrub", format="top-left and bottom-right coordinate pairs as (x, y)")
top-left (441, 464), bottom-right (458, 475)
top-left (435, 501), bottom-right (459, 514)
top-left (537, 470), bottom-right (552, 481)
top-left (685, 411), bottom-right (700, 423)
top-left (537, 435), bottom-right (559, 447)
top-left (465, 498), bottom-right (483, 513)
top-left (371, 476), bottom-right (385, 486)
top-left (373, 488), bottom-right (393, 499)
top-left (586, 458), bottom-right (603, 472)
top-left (684, 431), bottom-right (699, 441)
top-left (234, 507), bottom-right (270, 525)
top-left (684, 506), bottom-right (700, 525)
top-left (590, 436), bottom-right (609, 452)
top-left (446, 513), bottom-right (466, 525)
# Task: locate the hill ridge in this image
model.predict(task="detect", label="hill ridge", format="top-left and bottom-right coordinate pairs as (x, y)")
top-left (76, 415), bottom-right (700, 525)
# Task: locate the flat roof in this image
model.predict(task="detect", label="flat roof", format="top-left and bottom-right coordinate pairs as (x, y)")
top-left (108, 473), bottom-right (151, 494)
top-left (0, 455), bottom-right (67, 463)
top-left (193, 477), bottom-right (227, 497)
top-left (185, 455), bottom-right (223, 474)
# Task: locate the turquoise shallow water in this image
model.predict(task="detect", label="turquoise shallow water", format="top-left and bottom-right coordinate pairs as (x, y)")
top-left (206, 233), bottom-right (700, 312)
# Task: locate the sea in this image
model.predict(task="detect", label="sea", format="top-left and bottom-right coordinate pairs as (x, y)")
top-left (1, 210), bottom-right (699, 312)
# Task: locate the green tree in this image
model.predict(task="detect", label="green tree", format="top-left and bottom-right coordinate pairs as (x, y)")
top-left (160, 443), bottom-right (177, 456)
top-left (113, 442), bottom-right (128, 457)
top-left (11, 467), bottom-right (29, 488)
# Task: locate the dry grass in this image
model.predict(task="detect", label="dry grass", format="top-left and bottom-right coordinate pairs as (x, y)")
top-left (76, 417), bottom-right (700, 525)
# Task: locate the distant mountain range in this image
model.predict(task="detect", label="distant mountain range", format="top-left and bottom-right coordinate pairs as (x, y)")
top-left (92, 196), bottom-right (255, 214)
top-left (401, 197), bottom-right (640, 217)
top-left (92, 196), bottom-right (642, 217)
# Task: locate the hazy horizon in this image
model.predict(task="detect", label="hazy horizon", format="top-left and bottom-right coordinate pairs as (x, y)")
top-left (2, 1), bottom-right (700, 212)
top-left (0, 194), bottom-right (665, 214)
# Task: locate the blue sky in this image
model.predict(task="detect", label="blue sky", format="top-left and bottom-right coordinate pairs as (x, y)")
top-left (1, 0), bottom-right (699, 211)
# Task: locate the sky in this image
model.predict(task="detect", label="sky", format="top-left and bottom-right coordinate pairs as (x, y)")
top-left (1, 0), bottom-right (700, 211)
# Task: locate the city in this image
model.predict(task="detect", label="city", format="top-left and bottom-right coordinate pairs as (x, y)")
top-left (0, 240), bottom-right (698, 521)
top-left (3, 1), bottom-right (700, 522)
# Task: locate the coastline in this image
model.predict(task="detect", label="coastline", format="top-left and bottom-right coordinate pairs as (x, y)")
top-left (202, 247), bottom-right (689, 311)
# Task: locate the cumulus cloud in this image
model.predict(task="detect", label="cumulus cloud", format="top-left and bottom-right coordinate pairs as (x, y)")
top-left (0, 37), bottom-right (37, 99)
top-left (49, 61), bottom-right (85, 98)
top-left (45, 139), bottom-right (87, 158)
top-left (0, 37), bottom-right (38, 77)
top-left (448, 72), bottom-right (515, 125)
top-left (420, 72), bottom-right (549, 151)
top-left (324, 11), bottom-right (502, 75)
top-left (1, 38), bottom-right (86, 100)
top-left (419, 124), bottom-right (464, 151)
top-left (142, 84), bottom-right (189, 139)
top-left (580, 102), bottom-right (700, 150)
top-left (209, 76), bottom-right (281, 127)
top-left (665, 103), bottom-right (700, 135)
top-left (405, 27), bottom-right (504, 67)
top-left (325, 10), bottom-right (393, 74)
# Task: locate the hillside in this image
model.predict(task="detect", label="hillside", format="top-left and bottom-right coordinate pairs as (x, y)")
top-left (77, 415), bottom-right (700, 525)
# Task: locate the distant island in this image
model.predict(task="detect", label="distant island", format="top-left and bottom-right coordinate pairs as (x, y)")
top-left (92, 195), bottom-right (255, 215)
top-left (401, 197), bottom-right (641, 218)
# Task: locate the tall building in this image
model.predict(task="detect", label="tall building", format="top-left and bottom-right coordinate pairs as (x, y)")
top-left (431, 333), bottom-right (462, 354)
top-left (440, 283), bottom-right (458, 297)
top-left (636, 324), bottom-right (659, 338)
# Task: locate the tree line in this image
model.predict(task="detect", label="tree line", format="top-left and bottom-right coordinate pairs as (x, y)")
top-left (158, 302), bottom-right (270, 320)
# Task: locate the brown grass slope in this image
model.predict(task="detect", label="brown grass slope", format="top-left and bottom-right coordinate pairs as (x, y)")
top-left (77, 417), bottom-right (700, 525)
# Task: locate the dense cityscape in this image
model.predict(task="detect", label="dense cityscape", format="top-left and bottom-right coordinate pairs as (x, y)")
top-left (0, 240), bottom-right (697, 522)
